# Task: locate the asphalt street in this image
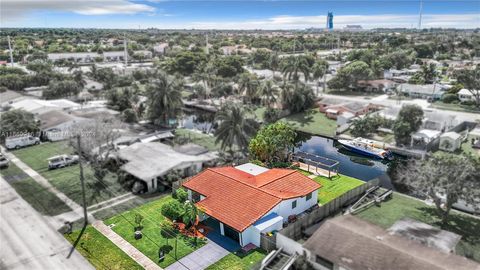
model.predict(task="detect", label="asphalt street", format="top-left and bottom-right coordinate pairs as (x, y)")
top-left (0, 175), bottom-right (94, 270)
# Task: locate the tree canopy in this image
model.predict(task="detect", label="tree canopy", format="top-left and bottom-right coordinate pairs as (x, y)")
top-left (249, 122), bottom-right (296, 164)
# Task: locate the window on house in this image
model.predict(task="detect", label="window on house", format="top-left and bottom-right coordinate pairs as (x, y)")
top-left (306, 192), bottom-right (312, 201)
top-left (292, 200), bottom-right (297, 209)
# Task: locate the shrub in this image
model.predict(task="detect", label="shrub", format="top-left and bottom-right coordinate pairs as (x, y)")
top-left (263, 108), bottom-right (282, 124)
top-left (161, 200), bottom-right (185, 221)
top-left (442, 93), bottom-right (458, 104)
top-left (122, 108), bottom-right (137, 123)
top-left (173, 188), bottom-right (188, 203)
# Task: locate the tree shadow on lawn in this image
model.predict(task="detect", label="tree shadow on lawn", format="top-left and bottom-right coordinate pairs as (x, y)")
top-left (417, 207), bottom-right (480, 243)
top-left (287, 111), bottom-right (315, 128)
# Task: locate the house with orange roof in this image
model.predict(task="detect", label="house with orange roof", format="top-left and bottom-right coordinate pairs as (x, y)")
top-left (182, 163), bottom-right (321, 247)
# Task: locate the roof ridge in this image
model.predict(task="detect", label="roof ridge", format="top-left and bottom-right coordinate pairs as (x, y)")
top-left (209, 167), bottom-right (284, 199)
top-left (257, 169), bottom-right (297, 188)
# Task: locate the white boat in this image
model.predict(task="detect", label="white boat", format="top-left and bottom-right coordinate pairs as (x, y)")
top-left (337, 137), bottom-right (393, 160)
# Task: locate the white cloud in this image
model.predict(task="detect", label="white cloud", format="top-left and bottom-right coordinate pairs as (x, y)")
top-left (1, 0), bottom-right (155, 21)
top-left (187, 13), bottom-right (479, 29)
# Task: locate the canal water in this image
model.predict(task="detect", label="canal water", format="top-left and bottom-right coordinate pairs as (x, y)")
top-left (295, 133), bottom-right (394, 188)
top-left (178, 108), bottom-right (395, 189)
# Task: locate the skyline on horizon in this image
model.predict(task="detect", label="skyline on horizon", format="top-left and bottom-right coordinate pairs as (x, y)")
top-left (1, 0), bottom-right (479, 30)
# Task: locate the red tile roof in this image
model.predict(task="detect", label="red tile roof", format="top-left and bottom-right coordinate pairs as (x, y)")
top-left (182, 166), bottom-right (321, 232)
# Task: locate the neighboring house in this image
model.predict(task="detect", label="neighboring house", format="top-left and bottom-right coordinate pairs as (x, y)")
top-left (9, 98), bottom-right (80, 115)
top-left (103, 51), bottom-right (126, 62)
top-left (399, 84), bottom-right (445, 100)
top-left (117, 142), bottom-right (217, 193)
top-left (317, 98), bottom-right (347, 113)
top-left (325, 102), bottom-right (376, 120)
top-left (411, 129), bottom-right (441, 147)
top-left (37, 110), bottom-right (88, 141)
top-left (357, 79), bottom-right (397, 92)
top-left (154, 43), bottom-right (169, 54)
top-left (48, 52), bottom-right (101, 63)
top-left (220, 46), bottom-right (237, 55)
top-left (423, 112), bottom-right (457, 132)
top-left (303, 215), bottom-right (478, 270)
top-left (182, 163), bottom-right (321, 248)
top-left (458, 89), bottom-right (479, 103)
top-left (439, 132), bottom-right (462, 152)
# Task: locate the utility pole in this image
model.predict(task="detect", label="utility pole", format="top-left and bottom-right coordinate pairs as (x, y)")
top-left (123, 33), bottom-right (128, 68)
top-left (418, 0), bottom-right (423, 30)
top-left (7, 36), bottom-right (14, 67)
top-left (205, 34), bottom-right (209, 55)
top-left (76, 135), bottom-right (88, 227)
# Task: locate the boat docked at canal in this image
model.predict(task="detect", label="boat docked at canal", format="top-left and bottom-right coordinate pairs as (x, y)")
top-left (337, 137), bottom-right (393, 160)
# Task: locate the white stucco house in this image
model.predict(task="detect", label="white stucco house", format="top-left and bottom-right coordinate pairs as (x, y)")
top-left (439, 132), bottom-right (462, 152)
top-left (457, 89), bottom-right (479, 103)
top-left (182, 163), bottom-right (321, 247)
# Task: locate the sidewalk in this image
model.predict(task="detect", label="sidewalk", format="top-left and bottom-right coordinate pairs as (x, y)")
top-left (92, 220), bottom-right (163, 270)
top-left (5, 151), bottom-right (82, 210)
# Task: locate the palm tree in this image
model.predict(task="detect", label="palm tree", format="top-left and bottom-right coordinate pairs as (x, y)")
top-left (311, 60), bottom-right (329, 96)
top-left (281, 56), bottom-right (310, 87)
top-left (146, 72), bottom-right (183, 126)
top-left (269, 51), bottom-right (280, 78)
top-left (214, 103), bottom-right (257, 154)
top-left (259, 80), bottom-right (279, 108)
top-left (236, 73), bottom-right (259, 103)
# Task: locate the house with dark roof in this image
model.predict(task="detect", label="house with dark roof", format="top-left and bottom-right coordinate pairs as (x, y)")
top-left (182, 163), bottom-right (321, 247)
top-left (303, 215), bottom-right (479, 270)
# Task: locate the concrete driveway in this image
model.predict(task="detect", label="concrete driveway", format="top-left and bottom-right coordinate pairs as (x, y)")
top-left (166, 239), bottom-right (229, 270)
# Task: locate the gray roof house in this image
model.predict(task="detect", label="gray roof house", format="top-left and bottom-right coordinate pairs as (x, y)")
top-left (399, 84), bottom-right (446, 100)
top-left (303, 215), bottom-right (479, 270)
top-left (116, 142), bottom-right (217, 193)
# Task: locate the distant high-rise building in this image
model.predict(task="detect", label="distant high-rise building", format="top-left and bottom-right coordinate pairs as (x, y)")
top-left (326, 12), bottom-right (334, 31)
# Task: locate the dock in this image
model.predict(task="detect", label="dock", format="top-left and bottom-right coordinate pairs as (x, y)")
top-left (291, 151), bottom-right (340, 178)
top-left (293, 161), bottom-right (335, 178)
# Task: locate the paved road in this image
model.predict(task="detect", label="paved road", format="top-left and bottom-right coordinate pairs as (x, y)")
top-left (0, 176), bottom-right (94, 270)
top-left (166, 239), bottom-right (229, 270)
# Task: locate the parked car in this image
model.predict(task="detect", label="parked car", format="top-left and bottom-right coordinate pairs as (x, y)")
top-left (0, 154), bottom-right (9, 168)
top-left (5, 135), bottom-right (40, 150)
top-left (48, 155), bottom-right (79, 170)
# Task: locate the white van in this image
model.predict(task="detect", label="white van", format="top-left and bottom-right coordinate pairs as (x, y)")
top-left (5, 135), bottom-right (40, 150)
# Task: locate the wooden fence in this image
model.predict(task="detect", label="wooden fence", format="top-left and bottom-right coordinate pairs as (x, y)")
top-left (279, 178), bottom-right (380, 240)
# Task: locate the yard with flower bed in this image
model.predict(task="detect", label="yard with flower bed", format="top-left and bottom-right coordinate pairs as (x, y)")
top-left (104, 195), bottom-right (206, 268)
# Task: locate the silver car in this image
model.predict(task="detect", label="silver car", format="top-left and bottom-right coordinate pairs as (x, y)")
top-left (48, 155), bottom-right (79, 170)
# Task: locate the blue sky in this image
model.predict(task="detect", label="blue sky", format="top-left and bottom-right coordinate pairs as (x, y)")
top-left (2, 0), bottom-right (479, 29)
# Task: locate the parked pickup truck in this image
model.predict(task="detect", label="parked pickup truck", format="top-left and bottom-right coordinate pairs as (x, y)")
top-left (0, 153), bottom-right (9, 168)
top-left (5, 135), bottom-right (40, 150)
top-left (48, 155), bottom-right (79, 170)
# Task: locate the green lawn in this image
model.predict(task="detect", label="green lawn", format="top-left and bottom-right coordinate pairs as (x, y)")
top-left (65, 226), bottom-right (143, 270)
top-left (280, 109), bottom-right (336, 137)
top-left (0, 163), bottom-right (71, 216)
top-left (104, 195), bottom-right (204, 268)
top-left (461, 135), bottom-right (479, 157)
top-left (175, 128), bottom-right (221, 151)
top-left (206, 249), bottom-right (267, 270)
top-left (12, 142), bottom-right (128, 207)
top-left (313, 174), bottom-right (365, 205)
top-left (355, 193), bottom-right (480, 262)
